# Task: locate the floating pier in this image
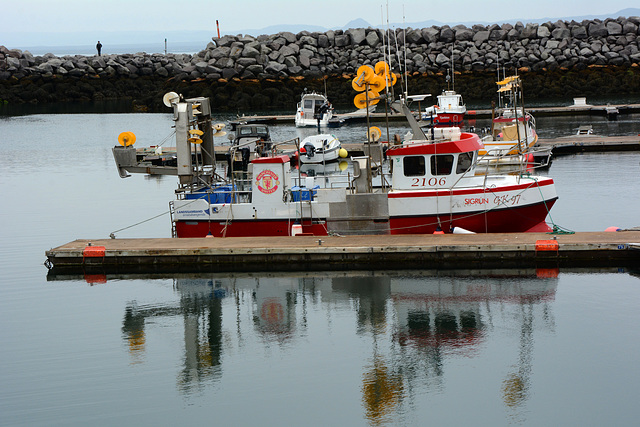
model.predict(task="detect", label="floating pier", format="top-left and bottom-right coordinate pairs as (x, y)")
top-left (45, 231), bottom-right (640, 275)
top-left (536, 134), bottom-right (640, 155)
top-left (233, 103), bottom-right (640, 126)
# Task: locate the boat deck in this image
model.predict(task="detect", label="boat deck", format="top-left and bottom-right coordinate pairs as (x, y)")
top-left (45, 230), bottom-right (640, 274)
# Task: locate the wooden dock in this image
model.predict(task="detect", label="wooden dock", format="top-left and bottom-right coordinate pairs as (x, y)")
top-left (233, 103), bottom-right (640, 125)
top-left (45, 231), bottom-right (640, 275)
top-left (536, 134), bottom-right (640, 155)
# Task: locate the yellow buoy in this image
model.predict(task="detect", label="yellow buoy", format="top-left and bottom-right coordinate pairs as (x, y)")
top-left (374, 61), bottom-right (390, 77)
top-left (368, 126), bottom-right (382, 142)
top-left (352, 77), bottom-right (367, 92)
top-left (354, 92), bottom-right (368, 109)
top-left (353, 91), bottom-right (380, 109)
top-left (118, 131), bottom-right (136, 146)
top-left (369, 74), bottom-right (386, 92)
top-left (339, 160), bottom-right (348, 171)
top-left (339, 148), bottom-right (348, 158)
top-left (389, 72), bottom-right (398, 86)
top-left (356, 64), bottom-right (374, 84)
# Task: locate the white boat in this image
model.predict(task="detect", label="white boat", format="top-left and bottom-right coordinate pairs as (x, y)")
top-left (113, 93), bottom-right (558, 238)
top-left (475, 75), bottom-right (553, 171)
top-left (295, 92), bottom-right (333, 128)
top-left (481, 108), bottom-right (537, 157)
top-left (298, 134), bottom-right (342, 164)
top-left (421, 90), bottom-right (466, 126)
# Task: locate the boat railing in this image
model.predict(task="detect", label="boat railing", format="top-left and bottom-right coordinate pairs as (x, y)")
top-left (475, 146), bottom-right (552, 178)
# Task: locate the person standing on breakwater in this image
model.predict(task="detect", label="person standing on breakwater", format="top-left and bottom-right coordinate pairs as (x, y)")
top-left (96, 41), bottom-right (102, 56)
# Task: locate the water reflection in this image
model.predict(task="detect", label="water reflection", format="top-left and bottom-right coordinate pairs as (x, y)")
top-left (115, 269), bottom-right (557, 422)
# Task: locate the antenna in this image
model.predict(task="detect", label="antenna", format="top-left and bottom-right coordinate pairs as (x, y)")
top-left (451, 43), bottom-right (455, 91)
top-left (402, 4), bottom-right (408, 98)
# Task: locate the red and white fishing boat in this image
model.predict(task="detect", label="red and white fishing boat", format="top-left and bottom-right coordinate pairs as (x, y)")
top-left (113, 94), bottom-right (558, 238)
top-left (421, 90), bottom-right (466, 126)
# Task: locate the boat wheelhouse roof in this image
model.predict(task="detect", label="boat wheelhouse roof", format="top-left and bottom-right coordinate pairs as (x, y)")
top-left (236, 124), bottom-right (270, 137)
top-left (300, 92), bottom-right (328, 100)
top-left (438, 91), bottom-right (464, 103)
top-left (386, 133), bottom-right (483, 157)
top-left (251, 154), bottom-right (290, 164)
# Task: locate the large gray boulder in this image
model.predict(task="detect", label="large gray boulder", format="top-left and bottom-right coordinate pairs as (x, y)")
top-left (366, 30), bottom-right (381, 47)
top-left (588, 22), bottom-right (609, 37)
top-left (422, 27), bottom-right (439, 43)
top-left (346, 28), bottom-right (367, 45)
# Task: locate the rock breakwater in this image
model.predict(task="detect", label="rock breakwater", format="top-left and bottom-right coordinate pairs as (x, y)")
top-left (1, 16), bottom-right (639, 111)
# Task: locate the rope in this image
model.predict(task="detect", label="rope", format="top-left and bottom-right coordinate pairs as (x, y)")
top-left (523, 173), bottom-right (576, 235)
top-left (109, 210), bottom-right (170, 238)
top-left (109, 196), bottom-right (202, 238)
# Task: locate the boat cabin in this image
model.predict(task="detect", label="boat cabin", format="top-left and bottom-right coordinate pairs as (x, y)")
top-left (387, 133), bottom-right (481, 191)
top-left (296, 92), bottom-right (332, 126)
top-left (437, 90), bottom-right (465, 111)
top-left (233, 124), bottom-right (272, 154)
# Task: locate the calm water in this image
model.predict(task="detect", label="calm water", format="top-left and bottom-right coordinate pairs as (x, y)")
top-left (1, 110), bottom-right (639, 425)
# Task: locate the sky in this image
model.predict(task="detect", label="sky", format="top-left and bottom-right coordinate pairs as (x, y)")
top-left (1, 0), bottom-right (637, 48)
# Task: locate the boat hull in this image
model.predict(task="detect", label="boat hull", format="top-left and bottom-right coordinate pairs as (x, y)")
top-left (422, 112), bottom-right (465, 126)
top-left (388, 198), bottom-right (557, 234)
top-left (174, 184), bottom-right (558, 237)
top-left (295, 116), bottom-right (331, 127)
top-left (175, 219), bottom-right (329, 238)
top-left (174, 196), bottom-right (556, 238)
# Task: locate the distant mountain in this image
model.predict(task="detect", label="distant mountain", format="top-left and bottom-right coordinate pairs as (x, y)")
top-left (233, 8), bottom-right (640, 35)
top-left (342, 18), bottom-right (373, 30)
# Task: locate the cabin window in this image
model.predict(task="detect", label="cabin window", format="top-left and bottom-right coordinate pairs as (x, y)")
top-left (430, 155), bottom-right (454, 175)
top-left (304, 100), bottom-right (314, 109)
top-left (403, 156), bottom-right (426, 176)
top-left (456, 152), bottom-right (474, 174)
top-left (239, 127), bottom-right (253, 135)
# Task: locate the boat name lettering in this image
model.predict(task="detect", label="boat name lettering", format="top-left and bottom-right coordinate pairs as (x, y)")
top-left (256, 169), bottom-right (280, 194)
top-left (412, 177), bottom-right (447, 187)
top-left (493, 194), bottom-right (521, 205)
top-left (177, 209), bottom-right (207, 217)
top-left (465, 198), bottom-right (489, 205)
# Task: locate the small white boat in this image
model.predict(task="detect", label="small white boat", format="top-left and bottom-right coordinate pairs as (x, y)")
top-left (576, 125), bottom-right (593, 135)
top-left (295, 92), bottom-right (333, 128)
top-left (298, 134), bottom-right (342, 164)
top-left (421, 90), bottom-right (466, 125)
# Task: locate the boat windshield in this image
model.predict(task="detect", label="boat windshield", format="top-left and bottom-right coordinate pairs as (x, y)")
top-left (403, 156), bottom-right (426, 176)
top-left (431, 155), bottom-right (454, 175)
top-left (456, 152), bottom-right (474, 174)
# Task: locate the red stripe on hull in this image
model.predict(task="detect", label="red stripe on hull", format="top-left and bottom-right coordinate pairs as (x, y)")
top-left (175, 220), bottom-right (329, 238)
top-left (389, 199), bottom-right (557, 234)
top-left (388, 179), bottom-right (555, 199)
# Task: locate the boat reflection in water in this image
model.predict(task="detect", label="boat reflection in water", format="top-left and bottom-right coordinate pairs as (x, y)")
top-left (119, 269), bottom-right (557, 421)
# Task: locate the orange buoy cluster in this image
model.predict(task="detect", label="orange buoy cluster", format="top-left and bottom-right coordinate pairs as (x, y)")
top-left (351, 61), bottom-right (397, 110)
top-left (352, 61), bottom-right (398, 142)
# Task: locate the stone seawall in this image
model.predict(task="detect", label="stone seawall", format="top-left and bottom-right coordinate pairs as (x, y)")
top-left (1, 16), bottom-right (639, 111)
